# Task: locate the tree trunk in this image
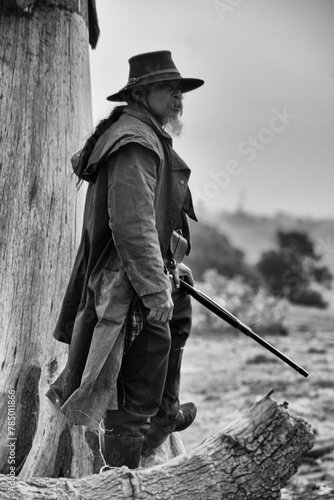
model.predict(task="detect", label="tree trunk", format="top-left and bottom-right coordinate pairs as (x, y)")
top-left (0, 394), bottom-right (315, 499)
top-left (0, 0), bottom-right (96, 478)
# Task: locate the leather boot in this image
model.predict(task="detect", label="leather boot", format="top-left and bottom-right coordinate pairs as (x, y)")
top-left (103, 434), bottom-right (144, 469)
top-left (103, 406), bottom-right (148, 469)
top-left (143, 347), bottom-right (197, 451)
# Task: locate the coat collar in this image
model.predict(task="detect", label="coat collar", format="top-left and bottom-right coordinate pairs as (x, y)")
top-left (124, 104), bottom-right (173, 146)
top-left (73, 104), bottom-right (190, 182)
top-left (124, 105), bottom-right (190, 172)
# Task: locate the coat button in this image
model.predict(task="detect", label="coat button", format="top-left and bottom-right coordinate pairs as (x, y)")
top-left (180, 180), bottom-right (185, 185)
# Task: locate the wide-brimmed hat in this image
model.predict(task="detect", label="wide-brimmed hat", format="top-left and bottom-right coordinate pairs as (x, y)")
top-left (106, 50), bottom-right (204, 102)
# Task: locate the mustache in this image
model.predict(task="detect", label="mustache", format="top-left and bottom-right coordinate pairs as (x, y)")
top-left (169, 100), bottom-right (183, 114)
top-left (168, 95), bottom-right (183, 116)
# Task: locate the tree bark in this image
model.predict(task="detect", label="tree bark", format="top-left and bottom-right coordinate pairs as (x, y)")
top-left (0, 0), bottom-right (95, 478)
top-left (0, 394), bottom-right (315, 499)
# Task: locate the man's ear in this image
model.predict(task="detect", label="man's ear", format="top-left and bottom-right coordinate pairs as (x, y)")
top-left (130, 86), bottom-right (146, 103)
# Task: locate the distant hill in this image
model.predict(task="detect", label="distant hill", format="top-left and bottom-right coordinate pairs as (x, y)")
top-left (191, 210), bottom-right (334, 308)
top-left (197, 210), bottom-right (334, 266)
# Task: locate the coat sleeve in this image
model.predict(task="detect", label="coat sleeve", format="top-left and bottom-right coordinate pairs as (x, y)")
top-left (107, 142), bottom-right (171, 300)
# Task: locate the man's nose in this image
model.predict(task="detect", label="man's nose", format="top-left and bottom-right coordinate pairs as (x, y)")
top-left (172, 89), bottom-right (182, 100)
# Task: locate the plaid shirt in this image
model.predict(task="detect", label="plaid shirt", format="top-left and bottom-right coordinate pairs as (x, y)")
top-left (123, 297), bottom-right (144, 354)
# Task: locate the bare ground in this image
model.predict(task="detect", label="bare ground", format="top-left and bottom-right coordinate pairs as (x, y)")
top-left (179, 303), bottom-right (334, 499)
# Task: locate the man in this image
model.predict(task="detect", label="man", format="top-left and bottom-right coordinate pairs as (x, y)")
top-left (46, 51), bottom-right (204, 469)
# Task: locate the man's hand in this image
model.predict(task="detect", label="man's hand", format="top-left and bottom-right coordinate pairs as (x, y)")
top-left (143, 264), bottom-right (194, 323)
top-left (146, 287), bottom-right (174, 323)
top-left (171, 263), bottom-right (194, 289)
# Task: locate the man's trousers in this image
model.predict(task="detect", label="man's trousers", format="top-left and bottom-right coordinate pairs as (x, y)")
top-left (104, 287), bottom-right (192, 437)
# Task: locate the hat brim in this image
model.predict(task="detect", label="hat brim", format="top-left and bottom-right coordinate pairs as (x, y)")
top-left (106, 75), bottom-right (204, 102)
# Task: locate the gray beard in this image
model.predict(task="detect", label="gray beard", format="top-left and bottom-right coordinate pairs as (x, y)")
top-left (164, 114), bottom-right (184, 137)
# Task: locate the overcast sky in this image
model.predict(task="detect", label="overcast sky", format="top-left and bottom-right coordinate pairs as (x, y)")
top-left (89, 0), bottom-right (334, 219)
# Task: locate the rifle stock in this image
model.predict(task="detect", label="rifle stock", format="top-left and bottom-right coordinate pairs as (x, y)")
top-left (180, 279), bottom-right (309, 378)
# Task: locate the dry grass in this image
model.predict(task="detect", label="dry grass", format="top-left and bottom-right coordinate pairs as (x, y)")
top-left (179, 303), bottom-right (334, 499)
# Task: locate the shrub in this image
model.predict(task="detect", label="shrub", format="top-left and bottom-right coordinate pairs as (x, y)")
top-left (290, 288), bottom-right (328, 309)
top-left (256, 230), bottom-right (332, 308)
top-left (191, 269), bottom-right (289, 336)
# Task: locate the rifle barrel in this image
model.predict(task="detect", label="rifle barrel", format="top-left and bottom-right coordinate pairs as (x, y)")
top-left (180, 280), bottom-right (309, 378)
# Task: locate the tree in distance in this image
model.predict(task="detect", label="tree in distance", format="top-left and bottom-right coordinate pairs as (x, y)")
top-left (256, 231), bottom-right (333, 308)
top-left (186, 220), bottom-right (263, 288)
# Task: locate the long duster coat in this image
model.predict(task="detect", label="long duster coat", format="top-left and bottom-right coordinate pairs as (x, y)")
top-left (46, 105), bottom-right (197, 428)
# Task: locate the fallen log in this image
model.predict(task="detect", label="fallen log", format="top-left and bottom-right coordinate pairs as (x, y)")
top-left (0, 393), bottom-right (315, 499)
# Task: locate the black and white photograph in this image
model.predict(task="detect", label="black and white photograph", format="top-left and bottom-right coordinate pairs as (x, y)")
top-left (0, 1), bottom-right (333, 498)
